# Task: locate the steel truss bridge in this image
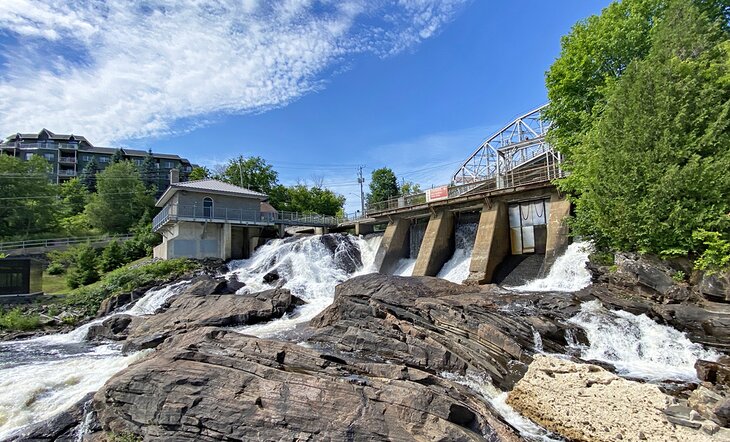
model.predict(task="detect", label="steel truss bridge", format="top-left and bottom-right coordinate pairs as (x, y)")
top-left (364, 104), bottom-right (564, 217)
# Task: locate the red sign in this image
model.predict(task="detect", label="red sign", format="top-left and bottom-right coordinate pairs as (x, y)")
top-left (426, 185), bottom-right (449, 202)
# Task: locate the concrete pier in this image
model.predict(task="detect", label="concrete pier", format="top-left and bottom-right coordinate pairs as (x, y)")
top-left (542, 194), bottom-right (571, 273)
top-left (465, 201), bottom-right (510, 285)
top-left (412, 210), bottom-right (454, 277)
top-left (373, 218), bottom-right (410, 274)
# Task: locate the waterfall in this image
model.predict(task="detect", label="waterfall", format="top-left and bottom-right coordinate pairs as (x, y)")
top-left (508, 241), bottom-right (593, 292)
top-left (568, 300), bottom-right (720, 381)
top-left (392, 258), bottom-right (416, 277)
top-left (437, 222), bottom-right (478, 283)
top-left (440, 371), bottom-right (562, 442)
top-left (229, 234), bottom-right (382, 338)
top-left (125, 280), bottom-right (190, 316)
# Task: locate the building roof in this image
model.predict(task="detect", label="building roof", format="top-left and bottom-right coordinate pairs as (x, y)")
top-left (156, 179), bottom-right (268, 207)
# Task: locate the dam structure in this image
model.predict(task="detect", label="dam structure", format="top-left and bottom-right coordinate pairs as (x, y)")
top-left (340, 105), bottom-right (571, 284)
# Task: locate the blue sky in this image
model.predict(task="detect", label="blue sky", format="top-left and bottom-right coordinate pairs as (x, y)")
top-left (0, 1), bottom-right (612, 213)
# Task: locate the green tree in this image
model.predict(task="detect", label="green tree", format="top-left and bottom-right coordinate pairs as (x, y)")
top-left (59, 178), bottom-right (89, 216)
top-left (111, 149), bottom-right (124, 164)
top-left (85, 162), bottom-right (156, 234)
top-left (558, 0), bottom-right (730, 259)
top-left (80, 156), bottom-right (99, 192)
top-left (400, 181), bottom-right (422, 195)
top-left (216, 156), bottom-right (278, 194)
top-left (0, 155), bottom-right (59, 238)
top-left (99, 240), bottom-right (126, 272)
top-left (367, 168), bottom-right (399, 206)
top-left (139, 149), bottom-right (158, 189)
top-left (66, 244), bottom-right (100, 289)
top-left (189, 166), bottom-right (210, 181)
top-left (285, 185), bottom-right (345, 216)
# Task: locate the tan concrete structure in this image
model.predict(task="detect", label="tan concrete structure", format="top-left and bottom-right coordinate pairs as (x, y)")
top-left (464, 201), bottom-right (511, 285)
top-left (412, 210), bottom-right (454, 277)
top-left (373, 218), bottom-right (410, 274)
top-left (542, 194), bottom-right (571, 274)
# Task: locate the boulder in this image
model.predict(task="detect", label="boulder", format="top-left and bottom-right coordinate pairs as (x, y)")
top-left (7, 392), bottom-right (94, 442)
top-left (92, 328), bottom-right (521, 442)
top-left (699, 272), bottom-right (730, 302)
top-left (507, 355), bottom-right (729, 442)
top-left (688, 385), bottom-right (729, 426)
top-left (320, 233), bottom-right (363, 273)
top-left (86, 315), bottom-right (134, 342)
top-left (611, 253), bottom-right (693, 303)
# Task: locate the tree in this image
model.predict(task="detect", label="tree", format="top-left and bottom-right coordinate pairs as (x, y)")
top-left (66, 244), bottom-right (99, 289)
top-left (400, 181), bottom-right (422, 195)
top-left (285, 185), bottom-right (345, 216)
top-left (59, 178), bottom-right (89, 216)
top-left (79, 156), bottom-right (99, 192)
top-left (367, 167), bottom-right (399, 206)
top-left (215, 156), bottom-right (278, 194)
top-left (139, 149), bottom-right (158, 189)
top-left (111, 149), bottom-right (124, 164)
top-left (557, 0), bottom-right (730, 258)
top-left (99, 239), bottom-right (126, 272)
top-left (85, 161), bottom-right (156, 234)
top-left (189, 165), bottom-right (210, 181)
top-left (0, 155), bottom-right (59, 239)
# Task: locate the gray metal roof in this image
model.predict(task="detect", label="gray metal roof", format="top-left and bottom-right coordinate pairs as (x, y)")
top-left (156, 179), bottom-right (268, 207)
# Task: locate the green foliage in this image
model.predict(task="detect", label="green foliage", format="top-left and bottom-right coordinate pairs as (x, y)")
top-left (79, 156), bottom-right (99, 193)
top-left (0, 155), bottom-right (60, 239)
top-left (66, 244), bottom-right (100, 289)
top-left (273, 184), bottom-right (345, 216)
top-left (671, 270), bottom-right (687, 282)
top-left (693, 230), bottom-right (730, 272)
top-left (64, 258), bottom-right (199, 316)
top-left (367, 168), bottom-right (399, 206)
top-left (46, 261), bottom-right (65, 275)
top-left (99, 240), bottom-right (126, 272)
top-left (59, 178), bottom-right (89, 216)
top-left (0, 308), bottom-right (41, 331)
top-left (551, 0), bottom-right (730, 260)
top-left (400, 181), bottom-right (422, 195)
top-left (122, 215), bottom-right (162, 261)
top-left (111, 149), bottom-right (124, 164)
top-left (188, 165), bottom-right (210, 181)
top-left (139, 150), bottom-right (158, 189)
top-left (215, 155), bottom-right (278, 194)
top-left (85, 161), bottom-right (156, 234)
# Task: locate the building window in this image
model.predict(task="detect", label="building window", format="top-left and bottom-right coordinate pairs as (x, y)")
top-left (43, 153), bottom-right (54, 161)
top-left (82, 155), bottom-right (91, 162)
top-left (99, 156), bottom-right (110, 163)
top-left (134, 159), bottom-right (143, 165)
top-left (203, 197), bottom-right (213, 218)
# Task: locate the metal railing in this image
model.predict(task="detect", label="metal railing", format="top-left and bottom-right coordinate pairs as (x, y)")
top-left (366, 162), bottom-right (564, 215)
top-left (153, 204), bottom-right (343, 231)
top-left (0, 234), bottom-right (134, 253)
top-left (0, 142), bottom-right (81, 150)
top-left (57, 169), bottom-right (77, 177)
top-left (58, 157), bottom-right (76, 164)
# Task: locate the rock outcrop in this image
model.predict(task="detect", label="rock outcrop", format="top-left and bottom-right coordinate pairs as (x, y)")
top-left (93, 328), bottom-right (521, 441)
top-left (507, 355), bottom-right (729, 442)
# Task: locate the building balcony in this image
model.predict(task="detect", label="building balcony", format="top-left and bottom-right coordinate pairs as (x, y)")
top-left (58, 169), bottom-right (77, 177)
top-left (58, 157), bottom-right (76, 164)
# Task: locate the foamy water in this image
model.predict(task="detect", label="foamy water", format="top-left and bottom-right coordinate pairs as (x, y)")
top-left (509, 241), bottom-right (593, 292)
top-left (568, 300), bottom-right (720, 381)
top-left (229, 234), bottom-right (382, 338)
top-left (437, 223), bottom-right (478, 283)
top-left (392, 258), bottom-right (416, 277)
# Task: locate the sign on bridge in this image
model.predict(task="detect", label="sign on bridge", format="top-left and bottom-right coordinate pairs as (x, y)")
top-left (426, 185), bottom-right (449, 202)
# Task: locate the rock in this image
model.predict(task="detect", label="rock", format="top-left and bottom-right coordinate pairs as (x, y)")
top-left (86, 315), bottom-right (134, 341)
top-left (688, 385), bottom-right (729, 426)
top-left (696, 358), bottom-right (730, 387)
top-left (320, 233), bottom-right (363, 273)
top-left (698, 271), bottom-right (730, 302)
top-left (211, 275), bottom-right (245, 294)
top-left (96, 284), bottom-right (154, 317)
top-left (507, 355), bottom-right (721, 442)
top-left (611, 253), bottom-right (695, 303)
top-left (92, 328), bottom-right (521, 442)
top-left (7, 392), bottom-right (94, 441)
top-left (122, 275), bottom-right (302, 351)
top-left (262, 270), bottom-right (279, 283)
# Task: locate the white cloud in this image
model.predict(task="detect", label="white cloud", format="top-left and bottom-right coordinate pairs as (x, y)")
top-left (0, 0), bottom-right (467, 144)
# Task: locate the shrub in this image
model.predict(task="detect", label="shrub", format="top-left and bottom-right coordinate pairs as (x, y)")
top-left (0, 308), bottom-right (41, 331)
top-left (693, 230), bottom-right (730, 274)
top-left (46, 262), bottom-right (65, 275)
top-left (66, 244), bottom-right (100, 289)
top-left (99, 240), bottom-right (126, 272)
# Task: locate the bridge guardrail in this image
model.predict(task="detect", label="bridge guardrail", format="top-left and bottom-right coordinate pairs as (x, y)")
top-left (0, 234), bottom-right (135, 253)
top-left (365, 163), bottom-right (564, 216)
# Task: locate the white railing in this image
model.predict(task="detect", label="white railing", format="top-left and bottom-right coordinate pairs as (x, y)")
top-left (0, 234), bottom-right (134, 253)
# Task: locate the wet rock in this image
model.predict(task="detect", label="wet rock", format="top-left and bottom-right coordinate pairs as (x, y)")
top-left (262, 270), bottom-right (279, 283)
top-left (612, 253), bottom-right (693, 303)
top-left (696, 358), bottom-right (730, 387)
top-left (96, 284), bottom-right (156, 317)
top-left (320, 233), bottom-right (363, 273)
top-left (92, 328), bottom-right (521, 442)
top-left (86, 315), bottom-right (133, 342)
top-left (122, 275), bottom-right (302, 352)
top-left (698, 271), bottom-right (730, 302)
top-left (507, 355), bottom-right (727, 442)
top-left (7, 392), bottom-right (93, 441)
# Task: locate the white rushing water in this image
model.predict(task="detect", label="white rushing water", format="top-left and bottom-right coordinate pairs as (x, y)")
top-left (509, 241), bottom-right (593, 292)
top-left (229, 234), bottom-right (382, 338)
top-left (440, 371), bottom-right (561, 442)
top-left (567, 300), bottom-right (720, 382)
top-left (0, 280), bottom-right (188, 438)
top-left (437, 223), bottom-right (478, 283)
top-left (392, 258), bottom-right (416, 277)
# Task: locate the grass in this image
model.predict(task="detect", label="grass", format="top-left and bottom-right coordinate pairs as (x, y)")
top-left (0, 308), bottom-right (41, 331)
top-left (42, 272), bottom-right (71, 295)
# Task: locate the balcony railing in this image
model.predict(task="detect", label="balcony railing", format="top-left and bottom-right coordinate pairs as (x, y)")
top-left (58, 157), bottom-right (76, 164)
top-left (366, 162), bottom-right (565, 215)
top-left (153, 205), bottom-right (343, 232)
top-left (57, 169), bottom-right (77, 177)
top-left (0, 142), bottom-right (80, 150)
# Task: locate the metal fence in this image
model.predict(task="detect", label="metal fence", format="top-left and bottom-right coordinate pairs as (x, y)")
top-left (0, 234), bottom-right (134, 253)
top-left (153, 204), bottom-right (343, 231)
top-left (366, 162), bottom-right (565, 215)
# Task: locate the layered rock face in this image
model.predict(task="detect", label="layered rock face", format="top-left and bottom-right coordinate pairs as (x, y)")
top-left (507, 355), bottom-right (728, 442)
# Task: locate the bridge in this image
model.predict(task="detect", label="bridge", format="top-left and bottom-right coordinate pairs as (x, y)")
top-left (338, 104), bottom-right (572, 285)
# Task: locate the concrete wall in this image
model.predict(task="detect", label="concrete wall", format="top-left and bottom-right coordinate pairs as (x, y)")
top-left (465, 201), bottom-right (511, 285)
top-left (541, 193), bottom-right (572, 274)
top-left (373, 218), bottom-right (410, 274)
top-left (412, 210), bottom-right (455, 277)
top-left (176, 191), bottom-right (261, 212)
top-left (154, 221), bottom-right (223, 260)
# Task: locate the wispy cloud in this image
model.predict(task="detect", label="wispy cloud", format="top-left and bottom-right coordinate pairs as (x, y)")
top-left (0, 0), bottom-right (467, 144)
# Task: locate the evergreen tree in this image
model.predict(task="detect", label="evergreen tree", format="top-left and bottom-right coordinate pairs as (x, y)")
top-left (66, 244), bottom-right (99, 289)
top-left (139, 149), bottom-right (158, 189)
top-left (99, 240), bottom-right (126, 272)
top-left (80, 156), bottom-right (99, 192)
top-left (110, 148), bottom-right (124, 164)
top-left (189, 165), bottom-right (210, 181)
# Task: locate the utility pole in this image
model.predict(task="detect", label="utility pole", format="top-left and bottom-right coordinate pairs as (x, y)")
top-left (357, 166), bottom-right (365, 215)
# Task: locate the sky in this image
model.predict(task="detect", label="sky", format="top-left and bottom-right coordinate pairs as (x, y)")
top-left (0, 0), bottom-right (613, 214)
